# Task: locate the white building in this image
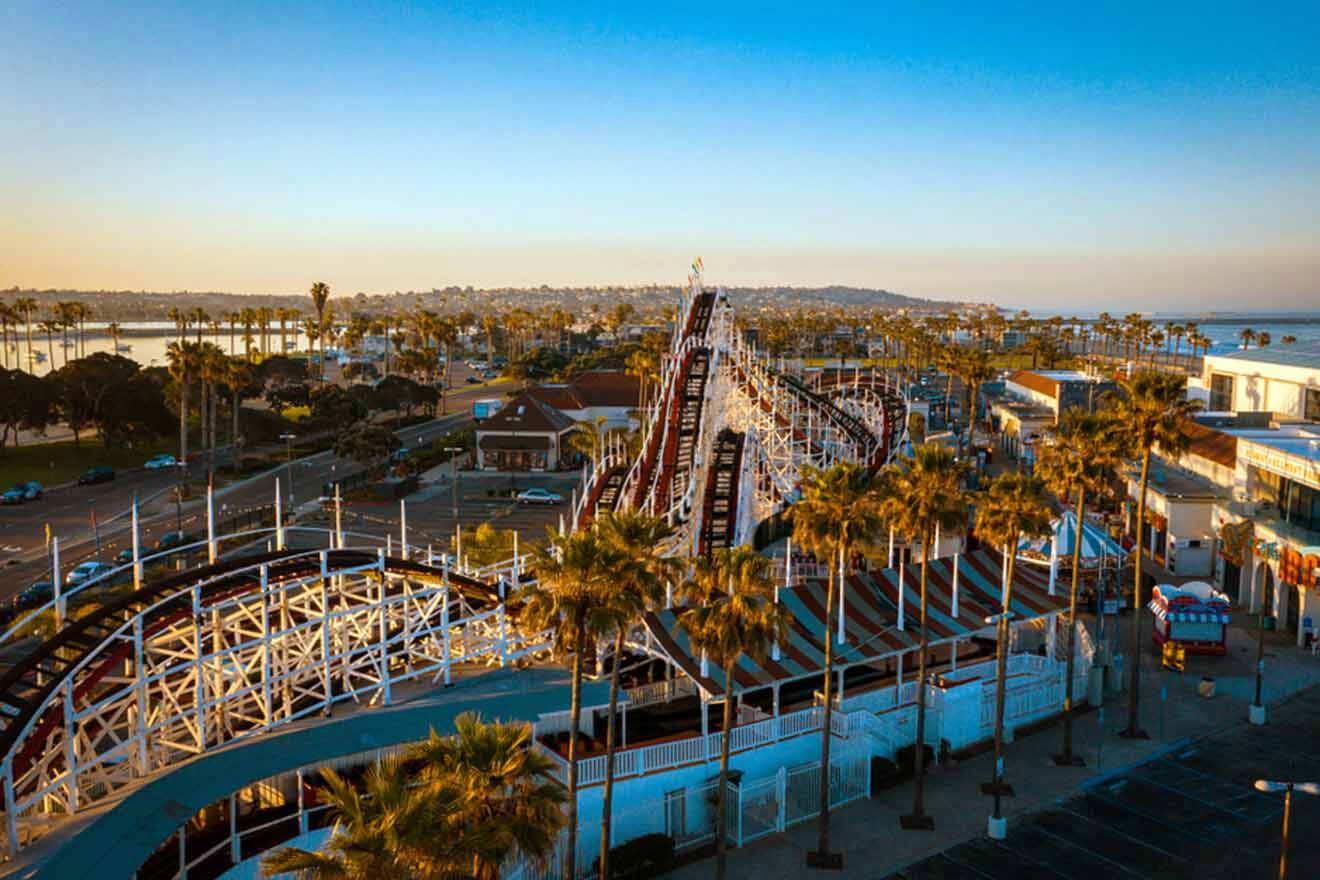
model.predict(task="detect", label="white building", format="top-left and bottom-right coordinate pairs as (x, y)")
top-left (1193, 342), bottom-right (1320, 420)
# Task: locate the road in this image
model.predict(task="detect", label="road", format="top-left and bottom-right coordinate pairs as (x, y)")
top-left (0, 373), bottom-right (518, 601)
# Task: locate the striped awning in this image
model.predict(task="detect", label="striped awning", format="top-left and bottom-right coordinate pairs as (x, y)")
top-left (1018, 511), bottom-right (1127, 562)
top-left (1147, 600), bottom-right (1230, 624)
top-left (643, 548), bottom-right (1065, 696)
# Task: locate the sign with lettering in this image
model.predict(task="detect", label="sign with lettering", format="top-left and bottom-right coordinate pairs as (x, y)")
top-left (1239, 441), bottom-right (1320, 490)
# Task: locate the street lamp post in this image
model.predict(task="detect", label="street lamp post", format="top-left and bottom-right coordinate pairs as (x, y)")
top-left (280, 433), bottom-right (297, 508)
top-left (1254, 780), bottom-right (1320, 879)
top-left (1252, 570), bottom-right (1275, 726)
top-left (982, 609), bottom-right (1016, 840)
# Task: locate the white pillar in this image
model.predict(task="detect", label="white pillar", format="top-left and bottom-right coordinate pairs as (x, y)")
top-left (1047, 536), bottom-right (1058, 596)
top-left (274, 478), bottom-right (285, 551)
top-left (1001, 544), bottom-right (1010, 606)
top-left (206, 480), bottom-right (217, 564)
top-left (52, 537), bottom-right (63, 629)
top-left (837, 545), bottom-right (846, 644)
top-left (897, 556), bottom-right (906, 631)
top-left (334, 483), bottom-right (343, 549)
top-left (131, 495), bottom-right (142, 590)
top-left (952, 552), bottom-right (961, 618)
top-left (888, 528), bottom-right (895, 569)
top-left (513, 530), bottom-right (520, 580)
top-left (399, 498), bottom-right (408, 560)
top-left (455, 524), bottom-right (462, 567)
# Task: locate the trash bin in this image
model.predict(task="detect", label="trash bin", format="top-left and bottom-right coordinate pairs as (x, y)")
top-left (1197, 676), bottom-right (1216, 699)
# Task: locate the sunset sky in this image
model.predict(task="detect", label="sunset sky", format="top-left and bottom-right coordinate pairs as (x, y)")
top-left (2, 2), bottom-right (1317, 309)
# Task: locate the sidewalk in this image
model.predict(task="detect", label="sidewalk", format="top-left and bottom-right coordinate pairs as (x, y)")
top-left (664, 615), bottom-right (1320, 879)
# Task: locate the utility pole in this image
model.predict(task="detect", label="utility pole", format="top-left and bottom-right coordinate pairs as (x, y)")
top-left (444, 446), bottom-right (464, 522)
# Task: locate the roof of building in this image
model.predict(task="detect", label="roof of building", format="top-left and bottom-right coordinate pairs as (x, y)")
top-left (1126, 463), bottom-right (1226, 500)
top-left (643, 548), bottom-right (1065, 696)
top-left (525, 371), bottom-right (640, 412)
top-left (477, 393), bottom-right (576, 434)
top-left (1208, 340), bottom-right (1320, 370)
top-left (1006, 370), bottom-right (1060, 399)
top-left (1180, 421), bottom-right (1238, 469)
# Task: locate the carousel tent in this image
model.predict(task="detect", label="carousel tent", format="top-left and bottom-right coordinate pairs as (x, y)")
top-left (1017, 510), bottom-right (1126, 564)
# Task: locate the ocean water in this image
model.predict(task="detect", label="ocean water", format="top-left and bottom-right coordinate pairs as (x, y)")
top-left (1022, 311), bottom-right (1320, 355)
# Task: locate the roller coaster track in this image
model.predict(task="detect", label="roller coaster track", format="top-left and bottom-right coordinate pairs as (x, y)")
top-left (697, 429), bottom-right (745, 557)
top-left (0, 547), bottom-right (542, 853)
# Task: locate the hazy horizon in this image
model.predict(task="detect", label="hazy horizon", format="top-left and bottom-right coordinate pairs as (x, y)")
top-left (3, 3), bottom-right (1317, 309)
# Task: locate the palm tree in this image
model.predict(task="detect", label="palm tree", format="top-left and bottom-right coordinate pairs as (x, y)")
top-left (166, 341), bottom-right (198, 470)
top-left (227, 358), bottom-right (255, 474)
top-left (406, 713), bottom-right (567, 880)
top-left (677, 546), bottom-right (790, 880)
top-left (974, 471), bottom-right (1052, 832)
top-left (879, 445), bottom-right (968, 829)
top-left (1035, 410), bottom-right (1122, 765)
top-left (190, 307), bottom-right (208, 344)
top-left (785, 463), bottom-right (885, 860)
top-left (1110, 371), bottom-right (1200, 737)
top-left (301, 316), bottom-right (320, 369)
top-left (1257, 330), bottom-right (1272, 347)
top-left (1239, 327), bottom-right (1256, 350)
top-left (955, 347), bottom-right (994, 457)
top-left (0, 303), bottom-right (14, 369)
top-left (1281, 334), bottom-right (1298, 345)
top-left (39, 319), bottom-right (58, 368)
top-left (309, 281), bottom-right (332, 381)
top-left (106, 321), bottom-right (123, 355)
top-left (594, 511), bottom-right (679, 879)
top-left (14, 295), bottom-right (36, 372)
top-left (522, 529), bottom-right (620, 880)
top-left (261, 756), bottom-right (445, 879)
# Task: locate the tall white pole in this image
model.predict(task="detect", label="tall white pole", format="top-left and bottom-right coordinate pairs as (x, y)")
top-left (274, 478), bottom-right (285, 551)
top-left (334, 483), bottom-right (343, 549)
top-left (897, 556), bottom-right (906, 630)
top-left (131, 494), bottom-right (142, 590)
top-left (455, 524), bottom-right (462, 567)
top-left (399, 498), bottom-right (408, 560)
top-left (52, 536), bottom-right (63, 629)
top-left (837, 545), bottom-right (846, 644)
top-left (1001, 543), bottom-right (1011, 606)
top-left (1048, 531), bottom-right (1058, 596)
top-left (888, 527), bottom-right (895, 569)
top-left (206, 480), bottom-right (217, 564)
top-left (952, 551), bottom-right (961, 618)
top-left (513, 530), bottom-right (520, 579)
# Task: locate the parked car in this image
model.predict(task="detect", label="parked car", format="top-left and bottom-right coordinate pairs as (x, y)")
top-left (144, 454), bottom-right (179, 470)
top-left (115, 548), bottom-right (134, 564)
top-left (66, 561), bottom-right (115, 587)
top-left (78, 466), bottom-right (116, 485)
top-left (12, 581), bottom-right (53, 610)
top-left (155, 531), bottom-right (192, 551)
top-left (1, 482), bottom-right (42, 504)
top-left (465, 375), bottom-right (483, 385)
top-left (516, 488), bottom-right (563, 505)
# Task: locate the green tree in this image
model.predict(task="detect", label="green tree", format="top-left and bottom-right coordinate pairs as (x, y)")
top-left (786, 463), bottom-right (886, 859)
top-left (677, 546), bottom-right (790, 880)
top-left (1109, 371), bottom-right (1200, 737)
top-left (522, 529), bottom-right (621, 880)
top-left (973, 472), bottom-right (1052, 829)
top-left (309, 281), bottom-right (332, 381)
top-left (334, 423), bottom-right (401, 469)
top-left (879, 445), bottom-right (968, 828)
top-left (0, 368), bottom-right (55, 451)
top-left (594, 511), bottom-right (679, 880)
top-left (406, 713), bottom-right (567, 880)
top-left (1035, 409), bottom-right (1123, 764)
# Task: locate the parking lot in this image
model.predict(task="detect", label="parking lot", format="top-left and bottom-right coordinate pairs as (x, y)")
top-left (885, 684), bottom-right (1320, 880)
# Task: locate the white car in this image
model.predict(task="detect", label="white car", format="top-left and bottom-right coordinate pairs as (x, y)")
top-left (516, 488), bottom-right (563, 505)
top-left (144, 454), bottom-right (179, 469)
top-left (66, 561), bottom-right (115, 587)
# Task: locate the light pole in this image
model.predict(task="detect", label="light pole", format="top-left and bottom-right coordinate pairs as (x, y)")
top-left (444, 447), bottom-right (463, 522)
top-left (1252, 565), bottom-right (1275, 726)
top-left (280, 432), bottom-right (297, 508)
top-left (982, 609), bottom-right (1016, 840)
top-left (1254, 780), bottom-right (1320, 879)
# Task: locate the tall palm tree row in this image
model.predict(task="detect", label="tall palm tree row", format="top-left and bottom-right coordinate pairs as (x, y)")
top-left (1110, 371), bottom-right (1200, 738)
top-left (787, 463), bottom-right (885, 863)
top-left (677, 546), bottom-right (790, 880)
top-left (523, 529), bottom-right (623, 880)
top-left (1035, 409), bottom-right (1123, 764)
top-left (973, 472), bottom-right (1052, 830)
top-left (880, 445), bottom-right (968, 829)
top-left (309, 281), bottom-right (332, 381)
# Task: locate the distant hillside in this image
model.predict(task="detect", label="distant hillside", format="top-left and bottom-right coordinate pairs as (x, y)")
top-left (2, 283), bottom-right (968, 321)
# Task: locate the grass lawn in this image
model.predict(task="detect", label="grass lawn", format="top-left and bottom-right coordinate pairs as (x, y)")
top-left (0, 437), bottom-right (178, 489)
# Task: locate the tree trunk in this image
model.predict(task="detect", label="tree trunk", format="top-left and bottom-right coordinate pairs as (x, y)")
top-left (911, 533), bottom-right (932, 818)
top-left (1125, 448), bottom-right (1152, 736)
top-left (715, 656), bottom-right (735, 880)
top-left (232, 389), bottom-right (241, 475)
top-left (815, 546), bottom-right (838, 858)
top-left (1060, 487), bottom-right (1086, 760)
top-left (179, 373), bottom-right (189, 468)
top-left (990, 543), bottom-right (1017, 819)
top-left (565, 632), bottom-right (583, 880)
top-left (599, 627), bottom-right (626, 880)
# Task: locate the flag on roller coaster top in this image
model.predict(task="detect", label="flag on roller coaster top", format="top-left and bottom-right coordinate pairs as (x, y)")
top-left (692, 256), bottom-right (704, 273)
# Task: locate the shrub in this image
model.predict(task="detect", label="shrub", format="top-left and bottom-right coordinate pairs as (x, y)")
top-left (597, 833), bottom-right (675, 880)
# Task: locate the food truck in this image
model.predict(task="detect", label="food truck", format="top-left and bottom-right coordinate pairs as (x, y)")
top-left (1148, 581), bottom-right (1231, 656)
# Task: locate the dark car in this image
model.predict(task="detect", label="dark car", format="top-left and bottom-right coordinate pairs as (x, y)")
top-left (465, 375), bottom-right (483, 384)
top-left (12, 581), bottom-right (53, 610)
top-left (155, 531), bottom-right (193, 552)
top-left (115, 548), bottom-right (134, 564)
top-left (78, 466), bottom-right (116, 485)
top-left (2, 482), bottom-right (41, 504)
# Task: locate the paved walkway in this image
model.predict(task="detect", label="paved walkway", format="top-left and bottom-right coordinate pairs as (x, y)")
top-left (11, 666), bottom-right (608, 880)
top-left (665, 613), bottom-right (1320, 879)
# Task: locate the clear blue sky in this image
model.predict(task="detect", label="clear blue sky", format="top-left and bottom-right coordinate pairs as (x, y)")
top-left (2, 2), bottom-right (1317, 309)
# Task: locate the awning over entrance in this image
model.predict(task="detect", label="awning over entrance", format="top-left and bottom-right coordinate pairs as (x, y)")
top-left (478, 434), bottom-right (551, 451)
top-left (644, 548), bottom-right (1065, 696)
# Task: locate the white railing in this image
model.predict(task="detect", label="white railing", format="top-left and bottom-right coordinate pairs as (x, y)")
top-left (621, 677), bottom-right (697, 709)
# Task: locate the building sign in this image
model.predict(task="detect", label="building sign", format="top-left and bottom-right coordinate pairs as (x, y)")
top-left (1219, 520), bottom-right (1253, 566)
top-left (1239, 442), bottom-right (1320, 490)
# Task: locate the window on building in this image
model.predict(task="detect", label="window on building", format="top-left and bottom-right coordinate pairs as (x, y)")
top-left (1209, 373), bottom-right (1234, 412)
top-left (1305, 387), bottom-right (1320, 422)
